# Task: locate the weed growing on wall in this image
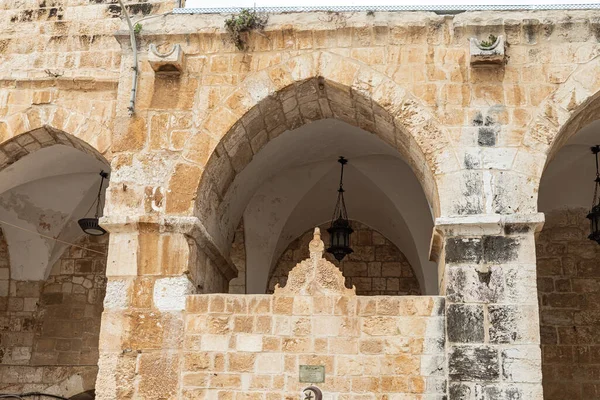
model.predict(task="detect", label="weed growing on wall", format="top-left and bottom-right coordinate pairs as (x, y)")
top-left (479, 34), bottom-right (498, 48)
top-left (224, 9), bottom-right (267, 50)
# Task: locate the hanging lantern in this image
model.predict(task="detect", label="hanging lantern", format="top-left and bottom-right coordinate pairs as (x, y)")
top-left (78, 171), bottom-right (109, 236)
top-left (587, 146), bottom-right (600, 245)
top-left (327, 156), bottom-right (353, 261)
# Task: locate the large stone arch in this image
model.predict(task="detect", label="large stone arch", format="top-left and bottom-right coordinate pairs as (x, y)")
top-left (519, 56), bottom-right (600, 210)
top-left (0, 105), bottom-right (112, 159)
top-left (0, 124), bottom-right (111, 281)
top-left (169, 51), bottom-right (457, 255)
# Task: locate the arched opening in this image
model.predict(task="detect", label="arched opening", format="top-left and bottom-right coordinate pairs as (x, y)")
top-left (194, 77), bottom-right (441, 295)
top-left (0, 127), bottom-right (109, 398)
top-left (537, 113), bottom-right (600, 397)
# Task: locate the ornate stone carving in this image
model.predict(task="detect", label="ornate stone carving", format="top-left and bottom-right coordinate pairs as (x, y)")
top-left (469, 35), bottom-right (505, 66)
top-left (274, 228), bottom-right (355, 296)
top-left (148, 43), bottom-right (184, 73)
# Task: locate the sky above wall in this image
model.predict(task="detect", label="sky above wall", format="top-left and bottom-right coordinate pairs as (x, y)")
top-left (185, 0), bottom-right (600, 10)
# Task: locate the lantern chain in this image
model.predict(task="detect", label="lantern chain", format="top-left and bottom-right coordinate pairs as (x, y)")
top-left (94, 171), bottom-right (109, 219)
top-left (331, 157), bottom-right (349, 222)
top-left (592, 146), bottom-right (600, 209)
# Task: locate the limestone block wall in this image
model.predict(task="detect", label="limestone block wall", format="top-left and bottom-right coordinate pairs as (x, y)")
top-left (0, 0), bottom-right (178, 163)
top-left (0, 0), bottom-right (174, 81)
top-left (0, 233), bottom-right (107, 396)
top-left (537, 208), bottom-right (600, 399)
top-left (182, 294), bottom-right (446, 398)
top-left (268, 222), bottom-right (421, 296)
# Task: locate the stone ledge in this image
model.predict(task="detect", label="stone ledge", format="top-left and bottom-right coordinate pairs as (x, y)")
top-left (434, 213), bottom-right (545, 235)
top-left (100, 215), bottom-right (238, 281)
top-left (120, 9), bottom-right (600, 40)
top-left (430, 213), bottom-right (544, 262)
top-left (185, 293), bottom-right (445, 317)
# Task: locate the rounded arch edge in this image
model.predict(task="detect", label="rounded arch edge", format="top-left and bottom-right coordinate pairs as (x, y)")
top-left (1, 105), bottom-right (112, 164)
top-left (172, 51), bottom-right (456, 260)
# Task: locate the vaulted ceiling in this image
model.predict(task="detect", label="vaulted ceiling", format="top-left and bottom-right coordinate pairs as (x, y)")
top-left (0, 145), bottom-right (109, 280)
top-left (219, 119), bottom-right (437, 294)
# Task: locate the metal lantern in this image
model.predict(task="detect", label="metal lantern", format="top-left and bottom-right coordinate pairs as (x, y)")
top-left (327, 156), bottom-right (353, 261)
top-left (78, 171), bottom-right (109, 236)
top-left (587, 146), bottom-right (600, 245)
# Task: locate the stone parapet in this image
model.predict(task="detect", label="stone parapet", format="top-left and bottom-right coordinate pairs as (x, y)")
top-left (182, 293), bottom-right (446, 398)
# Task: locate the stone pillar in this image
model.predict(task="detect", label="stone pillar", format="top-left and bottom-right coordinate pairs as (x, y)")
top-left (94, 216), bottom-right (236, 399)
top-left (433, 214), bottom-right (544, 399)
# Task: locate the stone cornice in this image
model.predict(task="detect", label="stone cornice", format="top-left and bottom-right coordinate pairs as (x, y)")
top-left (429, 213), bottom-right (545, 262)
top-left (117, 9), bottom-right (600, 41)
top-left (434, 213), bottom-right (545, 236)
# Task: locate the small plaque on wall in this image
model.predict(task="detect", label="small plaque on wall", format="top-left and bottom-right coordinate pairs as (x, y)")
top-left (299, 365), bottom-right (325, 383)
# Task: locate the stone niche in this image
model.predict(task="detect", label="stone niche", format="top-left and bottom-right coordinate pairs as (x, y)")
top-left (469, 35), bottom-right (505, 66)
top-left (181, 228), bottom-right (446, 398)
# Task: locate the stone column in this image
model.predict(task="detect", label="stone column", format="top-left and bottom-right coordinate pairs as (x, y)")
top-left (433, 214), bottom-right (544, 399)
top-left (94, 216), bottom-right (236, 399)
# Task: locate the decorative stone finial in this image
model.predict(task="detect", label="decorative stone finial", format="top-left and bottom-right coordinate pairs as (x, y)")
top-left (274, 227), bottom-right (355, 296)
top-left (309, 227), bottom-right (325, 259)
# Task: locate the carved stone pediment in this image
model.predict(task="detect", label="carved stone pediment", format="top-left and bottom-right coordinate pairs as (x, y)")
top-left (274, 228), bottom-right (355, 296)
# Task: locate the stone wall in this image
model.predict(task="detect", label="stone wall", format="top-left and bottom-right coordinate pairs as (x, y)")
top-left (7, 4), bottom-right (600, 397)
top-left (537, 208), bottom-right (600, 399)
top-left (182, 293), bottom-right (446, 398)
top-left (0, 0), bottom-right (174, 80)
top-left (268, 222), bottom-right (421, 296)
top-left (0, 232), bottom-right (107, 396)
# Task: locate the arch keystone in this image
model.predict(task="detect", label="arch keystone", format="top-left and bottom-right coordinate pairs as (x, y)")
top-left (287, 52), bottom-right (317, 82)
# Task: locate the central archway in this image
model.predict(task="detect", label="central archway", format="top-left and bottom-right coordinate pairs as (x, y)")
top-left (173, 52), bottom-right (455, 295)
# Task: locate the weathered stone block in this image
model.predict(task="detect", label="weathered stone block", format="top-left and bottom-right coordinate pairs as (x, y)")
top-left (446, 265), bottom-right (505, 303)
top-left (447, 304), bottom-right (484, 343)
top-left (445, 238), bottom-right (483, 264)
top-left (483, 236), bottom-right (520, 263)
top-left (449, 346), bottom-right (500, 381)
top-left (502, 346), bottom-right (542, 383)
top-left (137, 352), bottom-right (180, 398)
top-left (489, 305), bottom-right (539, 344)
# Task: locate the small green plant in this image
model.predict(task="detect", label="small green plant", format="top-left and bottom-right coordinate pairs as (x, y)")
top-left (134, 23), bottom-right (142, 34)
top-left (224, 9), bottom-right (267, 51)
top-left (366, 10), bottom-right (375, 16)
top-left (479, 34), bottom-right (498, 48)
